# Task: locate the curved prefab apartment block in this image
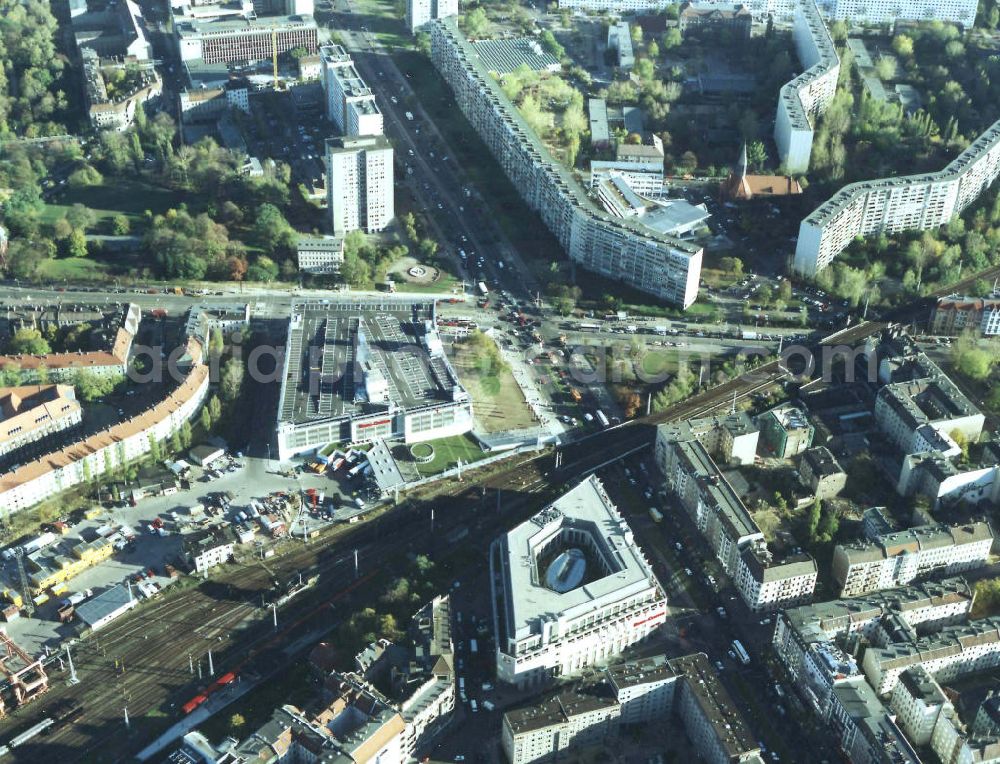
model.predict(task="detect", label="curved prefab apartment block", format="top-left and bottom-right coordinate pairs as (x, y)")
top-left (429, 18), bottom-right (703, 309)
top-left (773, 0), bottom-right (840, 174)
top-left (794, 117), bottom-right (1000, 277)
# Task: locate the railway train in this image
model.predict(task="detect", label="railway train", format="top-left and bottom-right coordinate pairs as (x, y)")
top-left (181, 671), bottom-right (237, 715)
top-left (0, 701), bottom-right (84, 756)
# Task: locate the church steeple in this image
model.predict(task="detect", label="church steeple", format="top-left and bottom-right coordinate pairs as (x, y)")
top-left (736, 142), bottom-right (748, 179)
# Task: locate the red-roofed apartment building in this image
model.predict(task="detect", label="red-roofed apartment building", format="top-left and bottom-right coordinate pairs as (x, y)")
top-left (930, 294), bottom-right (1000, 336)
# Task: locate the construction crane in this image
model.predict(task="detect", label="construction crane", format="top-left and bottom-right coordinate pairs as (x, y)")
top-left (13, 549), bottom-right (33, 617)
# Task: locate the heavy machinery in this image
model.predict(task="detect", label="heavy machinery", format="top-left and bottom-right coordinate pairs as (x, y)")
top-left (0, 630), bottom-right (48, 717)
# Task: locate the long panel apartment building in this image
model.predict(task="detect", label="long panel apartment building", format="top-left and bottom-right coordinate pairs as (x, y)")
top-left (813, 0), bottom-right (978, 28)
top-left (794, 117), bottom-right (1000, 277)
top-left (720, 0), bottom-right (977, 26)
top-left (774, 0), bottom-right (840, 173)
top-left (558, 0), bottom-right (976, 25)
top-left (429, 18), bottom-right (702, 309)
top-left (319, 44), bottom-right (383, 137)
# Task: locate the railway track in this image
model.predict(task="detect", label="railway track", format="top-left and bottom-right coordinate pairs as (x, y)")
top-left (0, 320), bottom-right (887, 761)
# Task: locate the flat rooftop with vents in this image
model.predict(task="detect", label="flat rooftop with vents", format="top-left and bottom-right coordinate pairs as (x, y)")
top-left (490, 475), bottom-right (666, 687)
top-left (276, 299), bottom-right (473, 460)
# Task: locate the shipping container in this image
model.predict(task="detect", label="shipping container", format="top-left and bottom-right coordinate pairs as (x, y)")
top-left (22, 532), bottom-right (57, 555)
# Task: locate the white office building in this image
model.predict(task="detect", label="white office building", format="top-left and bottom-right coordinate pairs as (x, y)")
top-left (326, 135), bottom-right (394, 234)
top-left (406, 0), bottom-right (458, 33)
top-left (319, 45), bottom-right (383, 137)
top-left (774, 0), bottom-right (840, 174)
top-left (489, 475), bottom-right (667, 689)
top-left (430, 18), bottom-right (702, 309)
top-left (795, 117), bottom-right (1000, 277)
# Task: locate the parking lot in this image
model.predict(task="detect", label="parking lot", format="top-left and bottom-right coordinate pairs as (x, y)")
top-left (0, 452), bottom-right (363, 656)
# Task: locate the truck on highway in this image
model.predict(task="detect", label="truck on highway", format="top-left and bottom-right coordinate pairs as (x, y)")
top-left (595, 410), bottom-right (610, 427)
top-left (470, 639), bottom-right (478, 654)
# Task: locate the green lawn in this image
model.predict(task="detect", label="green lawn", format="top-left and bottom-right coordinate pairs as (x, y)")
top-left (36, 257), bottom-right (110, 281)
top-left (350, 0), bottom-right (410, 49)
top-left (40, 179), bottom-right (186, 226)
top-left (392, 270), bottom-right (461, 294)
top-left (451, 347), bottom-right (537, 433)
top-left (413, 433), bottom-right (486, 476)
top-left (640, 349), bottom-right (679, 377)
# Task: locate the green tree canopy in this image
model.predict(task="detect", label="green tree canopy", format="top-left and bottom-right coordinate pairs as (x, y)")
top-left (6, 327), bottom-right (50, 355)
